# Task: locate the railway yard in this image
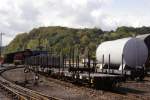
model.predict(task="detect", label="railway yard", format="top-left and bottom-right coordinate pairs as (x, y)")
top-left (2, 0), bottom-right (150, 99)
top-left (0, 67), bottom-right (150, 100)
top-left (0, 34), bottom-right (150, 100)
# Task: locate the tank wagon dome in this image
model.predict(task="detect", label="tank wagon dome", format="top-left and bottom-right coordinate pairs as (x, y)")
top-left (136, 34), bottom-right (150, 53)
top-left (96, 37), bottom-right (148, 68)
top-left (136, 34), bottom-right (150, 68)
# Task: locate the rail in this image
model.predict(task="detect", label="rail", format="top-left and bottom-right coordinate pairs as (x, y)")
top-left (0, 65), bottom-right (62, 100)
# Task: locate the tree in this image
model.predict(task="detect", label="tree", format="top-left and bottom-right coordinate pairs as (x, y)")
top-left (27, 39), bottom-right (38, 50)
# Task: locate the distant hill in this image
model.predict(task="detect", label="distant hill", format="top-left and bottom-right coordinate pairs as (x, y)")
top-left (4, 26), bottom-right (150, 57)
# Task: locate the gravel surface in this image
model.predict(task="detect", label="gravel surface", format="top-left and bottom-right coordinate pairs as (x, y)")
top-left (0, 89), bottom-right (11, 100)
top-left (2, 68), bottom-right (150, 100)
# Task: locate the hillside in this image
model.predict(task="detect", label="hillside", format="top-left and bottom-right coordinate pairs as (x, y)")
top-left (4, 26), bottom-right (150, 57)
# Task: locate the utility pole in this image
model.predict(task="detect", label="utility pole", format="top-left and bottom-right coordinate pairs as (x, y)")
top-left (0, 33), bottom-right (3, 57)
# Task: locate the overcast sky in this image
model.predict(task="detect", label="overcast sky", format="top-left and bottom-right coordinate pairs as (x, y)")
top-left (0, 0), bottom-right (150, 46)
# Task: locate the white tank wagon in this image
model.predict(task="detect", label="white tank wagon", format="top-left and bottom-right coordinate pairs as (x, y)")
top-left (96, 37), bottom-right (148, 70)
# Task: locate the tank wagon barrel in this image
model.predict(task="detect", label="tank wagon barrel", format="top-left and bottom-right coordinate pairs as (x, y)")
top-left (96, 37), bottom-right (148, 69)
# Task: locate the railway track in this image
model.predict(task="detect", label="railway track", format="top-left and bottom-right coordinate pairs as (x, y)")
top-left (0, 66), bottom-right (62, 100)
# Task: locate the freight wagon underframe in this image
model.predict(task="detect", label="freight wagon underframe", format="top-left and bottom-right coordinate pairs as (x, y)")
top-left (24, 65), bottom-right (125, 89)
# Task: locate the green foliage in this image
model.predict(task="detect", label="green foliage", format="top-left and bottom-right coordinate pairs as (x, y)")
top-left (4, 26), bottom-right (150, 58)
top-left (27, 39), bottom-right (38, 49)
